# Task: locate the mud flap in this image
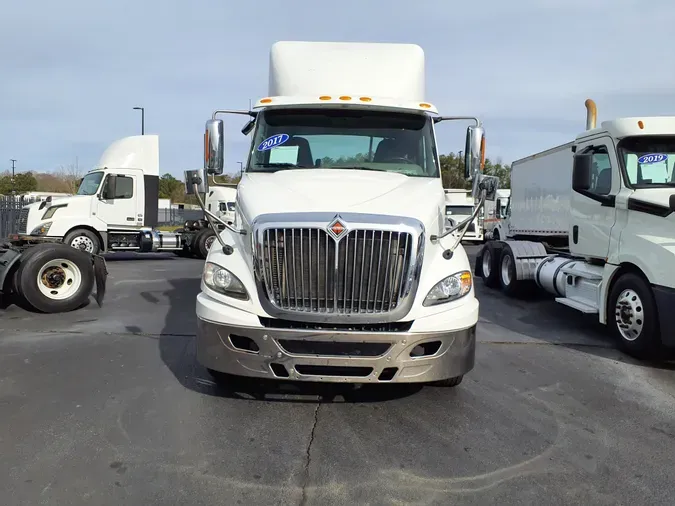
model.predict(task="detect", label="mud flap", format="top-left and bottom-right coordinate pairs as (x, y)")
top-left (0, 248), bottom-right (22, 293)
top-left (92, 254), bottom-right (108, 307)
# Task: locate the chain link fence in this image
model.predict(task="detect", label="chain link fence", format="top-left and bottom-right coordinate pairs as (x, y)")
top-left (0, 195), bottom-right (38, 238)
top-left (157, 208), bottom-right (204, 227)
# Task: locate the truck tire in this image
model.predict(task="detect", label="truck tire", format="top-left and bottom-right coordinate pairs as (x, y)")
top-left (195, 229), bottom-right (216, 259)
top-left (608, 272), bottom-right (662, 360)
top-left (479, 242), bottom-right (502, 289)
top-left (64, 228), bottom-right (101, 255)
top-left (499, 244), bottom-right (520, 296)
top-left (492, 228), bottom-right (500, 241)
top-left (431, 375), bottom-right (463, 387)
top-left (174, 248), bottom-right (193, 258)
top-left (14, 244), bottom-right (94, 313)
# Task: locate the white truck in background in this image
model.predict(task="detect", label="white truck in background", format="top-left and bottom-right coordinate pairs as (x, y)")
top-left (476, 99), bottom-right (675, 359)
top-left (483, 188), bottom-right (510, 240)
top-left (444, 189), bottom-right (484, 242)
top-left (187, 41), bottom-right (498, 387)
top-left (12, 135), bottom-right (231, 260)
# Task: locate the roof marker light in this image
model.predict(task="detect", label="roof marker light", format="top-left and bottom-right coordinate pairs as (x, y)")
top-left (419, 103), bottom-right (431, 109)
top-left (319, 96), bottom-right (331, 100)
top-left (359, 97), bottom-right (372, 102)
top-left (339, 96), bottom-right (352, 101)
top-left (638, 120), bottom-right (644, 129)
top-left (260, 98), bottom-right (272, 104)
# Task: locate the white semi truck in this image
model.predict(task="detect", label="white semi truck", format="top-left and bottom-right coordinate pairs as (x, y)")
top-left (483, 188), bottom-right (510, 240)
top-left (476, 99), bottom-right (675, 359)
top-left (444, 189), bottom-right (484, 242)
top-left (12, 135), bottom-right (230, 260)
top-left (187, 41), bottom-right (498, 386)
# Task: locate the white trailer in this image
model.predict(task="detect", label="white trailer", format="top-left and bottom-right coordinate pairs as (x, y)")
top-left (476, 99), bottom-right (675, 359)
top-left (187, 40), bottom-right (498, 386)
top-left (444, 189), bottom-right (484, 242)
top-left (12, 135), bottom-right (228, 260)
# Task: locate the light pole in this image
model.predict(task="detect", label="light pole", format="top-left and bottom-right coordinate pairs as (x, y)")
top-left (133, 107), bottom-right (145, 135)
top-left (237, 161), bottom-right (243, 178)
top-left (10, 159), bottom-right (16, 194)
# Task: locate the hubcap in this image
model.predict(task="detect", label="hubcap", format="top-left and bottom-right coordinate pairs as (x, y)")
top-left (37, 259), bottom-right (83, 300)
top-left (501, 254), bottom-right (513, 286)
top-left (482, 249), bottom-right (492, 278)
top-left (70, 235), bottom-right (95, 253)
top-left (615, 289), bottom-right (644, 341)
top-left (205, 235), bottom-right (216, 251)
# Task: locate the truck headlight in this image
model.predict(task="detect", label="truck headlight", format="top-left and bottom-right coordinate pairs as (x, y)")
top-left (203, 261), bottom-right (248, 300)
top-left (423, 270), bottom-right (472, 306)
top-left (31, 222), bottom-right (52, 235)
top-left (42, 204), bottom-right (67, 220)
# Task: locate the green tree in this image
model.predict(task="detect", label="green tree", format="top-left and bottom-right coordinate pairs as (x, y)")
top-left (159, 173), bottom-right (185, 202)
top-left (440, 153), bottom-right (511, 190)
top-left (0, 171), bottom-right (38, 194)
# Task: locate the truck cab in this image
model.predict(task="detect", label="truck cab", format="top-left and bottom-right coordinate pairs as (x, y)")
top-left (476, 99), bottom-right (675, 359)
top-left (18, 136), bottom-right (163, 254)
top-left (191, 41), bottom-right (496, 386)
top-left (205, 186), bottom-right (237, 225)
top-left (444, 189), bottom-right (483, 242)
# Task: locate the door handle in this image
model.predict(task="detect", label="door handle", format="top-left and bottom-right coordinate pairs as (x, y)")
top-left (126, 217), bottom-right (134, 222)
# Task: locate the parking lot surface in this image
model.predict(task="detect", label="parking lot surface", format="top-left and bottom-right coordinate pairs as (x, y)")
top-left (1, 247), bottom-right (674, 505)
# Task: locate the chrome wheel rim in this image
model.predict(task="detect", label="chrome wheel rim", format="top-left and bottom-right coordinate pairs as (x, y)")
top-left (615, 289), bottom-right (644, 341)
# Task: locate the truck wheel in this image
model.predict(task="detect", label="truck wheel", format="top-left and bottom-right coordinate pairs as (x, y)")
top-left (196, 229), bottom-right (216, 259)
top-left (499, 244), bottom-right (520, 296)
top-left (14, 244), bottom-right (94, 313)
top-left (174, 248), bottom-right (193, 258)
top-left (64, 228), bottom-right (100, 255)
top-left (480, 242), bottom-right (502, 289)
top-left (608, 272), bottom-right (662, 360)
top-left (431, 375), bottom-right (463, 387)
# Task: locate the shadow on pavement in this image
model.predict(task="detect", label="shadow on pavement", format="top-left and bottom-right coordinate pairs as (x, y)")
top-left (158, 277), bottom-right (423, 403)
top-left (474, 282), bottom-right (675, 371)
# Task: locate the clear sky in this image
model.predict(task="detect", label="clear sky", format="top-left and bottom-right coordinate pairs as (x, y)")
top-left (1, 0), bottom-right (674, 178)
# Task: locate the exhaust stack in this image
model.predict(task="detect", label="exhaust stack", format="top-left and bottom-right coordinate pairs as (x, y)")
top-left (585, 99), bottom-right (597, 130)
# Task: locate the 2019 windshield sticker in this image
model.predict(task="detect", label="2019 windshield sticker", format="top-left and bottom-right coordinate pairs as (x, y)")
top-left (637, 153), bottom-right (667, 165)
top-left (257, 133), bottom-right (290, 152)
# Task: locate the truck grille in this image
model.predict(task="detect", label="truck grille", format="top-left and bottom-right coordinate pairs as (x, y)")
top-left (258, 227), bottom-right (417, 315)
top-left (18, 208), bottom-right (29, 234)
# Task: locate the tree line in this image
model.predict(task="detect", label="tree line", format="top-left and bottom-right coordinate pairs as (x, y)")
top-left (1, 154), bottom-right (509, 198)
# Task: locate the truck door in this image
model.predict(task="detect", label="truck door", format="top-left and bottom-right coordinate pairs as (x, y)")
top-left (95, 173), bottom-right (139, 228)
top-left (570, 138), bottom-right (618, 259)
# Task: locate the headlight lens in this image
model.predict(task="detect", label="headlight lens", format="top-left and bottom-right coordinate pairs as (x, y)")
top-left (42, 204), bottom-right (66, 220)
top-left (203, 261), bottom-right (248, 300)
top-left (423, 270), bottom-right (472, 306)
top-left (31, 222), bottom-right (52, 235)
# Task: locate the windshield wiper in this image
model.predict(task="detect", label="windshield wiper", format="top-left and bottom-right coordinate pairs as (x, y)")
top-left (252, 163), bottom-right (311, 171)
top-left (331, 166), bottom-right (387, 172)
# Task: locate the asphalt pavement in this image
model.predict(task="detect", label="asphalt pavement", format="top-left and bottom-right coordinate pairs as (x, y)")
top-left (1, 246), bottom-right (674, 505)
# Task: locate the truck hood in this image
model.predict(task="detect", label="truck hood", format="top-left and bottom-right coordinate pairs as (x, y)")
top-left (236, 169), bottom-right (444, 226)
top-left (24, 195), bottom-right (92, 233)
top-left (629, 188), bottom-right (675, 209)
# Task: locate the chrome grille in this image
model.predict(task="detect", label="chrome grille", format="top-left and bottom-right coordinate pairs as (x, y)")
top-left (259, 228), bottom-right (415, 315)
top-left (18, 208), bottom-right (29, 234)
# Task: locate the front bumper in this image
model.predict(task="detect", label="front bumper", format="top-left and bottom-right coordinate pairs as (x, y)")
top-left (196, 317), bottom-right (476, 384)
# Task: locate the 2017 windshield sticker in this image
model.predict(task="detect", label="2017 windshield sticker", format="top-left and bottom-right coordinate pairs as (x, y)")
top-left (637, 153), bottom-right (667, 165)
top-left (257, 133), bottom-right (289, 151)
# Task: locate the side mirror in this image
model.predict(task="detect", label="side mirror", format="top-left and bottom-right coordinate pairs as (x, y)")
top-left (669, 194), bottom-right (675, 212)
top-left (464, 125), bottom-right (485, 180)
top-left (184, 169), bottom-right (209, 196)
top-left (102, 175), bottom-right (117, 200)
top-left (572, 153), bottom-right (593, 192)
top-left (204, 119), bottom-right (224, 175)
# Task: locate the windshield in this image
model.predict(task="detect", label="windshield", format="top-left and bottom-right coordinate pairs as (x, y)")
top-left (446, 205), bottom-right (472, 216)
top-left (618, 136), bottom-right (675, 188)
top-left (248, 108), bottom-right (439, 177)
top-left (77, 171), bottom-right (104, 195)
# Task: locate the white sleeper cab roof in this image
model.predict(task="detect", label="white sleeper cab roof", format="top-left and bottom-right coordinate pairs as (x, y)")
top-left (257, 41), bottom-right (436, 114)
top-left (96, 134), bottom-right (159, 176)
top-left (579, 116), bottom-right (675, 140)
